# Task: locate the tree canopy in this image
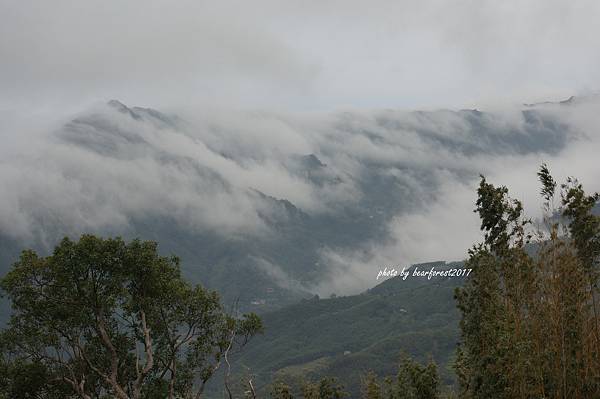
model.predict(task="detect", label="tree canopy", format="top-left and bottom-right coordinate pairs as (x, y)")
top-left (455, 164), bottom-right (600, 398)
top-left (0, 235), bottom-right (262, 399)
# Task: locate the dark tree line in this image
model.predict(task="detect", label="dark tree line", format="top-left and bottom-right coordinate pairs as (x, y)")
top-left (268, 355), bottom-right (440, 399)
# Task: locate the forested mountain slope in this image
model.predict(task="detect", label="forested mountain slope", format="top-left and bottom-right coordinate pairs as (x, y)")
top-left (228, 262), bottom-right (466, 397)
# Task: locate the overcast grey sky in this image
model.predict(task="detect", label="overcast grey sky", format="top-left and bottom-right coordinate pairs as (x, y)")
top-left (1, 0), bottom-right (599, 112)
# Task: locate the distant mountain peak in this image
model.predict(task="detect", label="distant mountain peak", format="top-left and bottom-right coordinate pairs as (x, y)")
top-left (523, 94), bottom-right (589, 107)
top-left (107, 99), bottom-right (141, 120)
top-left (107, 99), bottom-right (128, 110)
top-left (560, 95), bottom-right (576, 104)
top-left (301, 154), bottom-right (326, 168)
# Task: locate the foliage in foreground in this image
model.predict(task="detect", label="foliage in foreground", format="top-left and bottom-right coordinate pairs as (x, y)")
top-left (455, 164), bottom-right (600, 399)
top-left (362, 356), bottom-right (440, 399)
top-left (0, 235), bottom-right (262, 398)
top-left (268, 355), bottom-right (441, 399)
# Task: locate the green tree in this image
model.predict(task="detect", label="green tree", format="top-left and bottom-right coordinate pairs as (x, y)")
top-left (361, 371), bottom-right (382, 399)
top-left (369, 357), bottom-right (440, 399)
top-left (270, 381), bottom-right (294, 399)
top-left (302, 377), bottom-right (347, 399)
top-left (394, 356), bottom-right (439, 399)
top-left (0, 235), bottom-right (262, 399)
top-left (456, 165), bottom-right (600, 398)
top-left (562, 176), bottom-right (600, 357)
top-left (454, 176), bottom-right (532, 399)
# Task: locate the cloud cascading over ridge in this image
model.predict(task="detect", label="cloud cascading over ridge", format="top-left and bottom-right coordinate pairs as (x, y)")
top-left (2, 96), bottom-right (600, 295)
top-left (2, 0), bottom-right (600, 297)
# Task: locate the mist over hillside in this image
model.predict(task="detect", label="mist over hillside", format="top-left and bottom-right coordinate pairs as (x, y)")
top-left (1, 96), bottom-right (600, 309)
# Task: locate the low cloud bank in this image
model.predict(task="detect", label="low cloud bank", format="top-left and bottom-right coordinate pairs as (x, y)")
top-left (2, 97), bottom-right (600, 294)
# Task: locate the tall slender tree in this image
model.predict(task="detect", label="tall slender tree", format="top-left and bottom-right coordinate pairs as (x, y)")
top-left (456, 165), bottom-right (600, 399)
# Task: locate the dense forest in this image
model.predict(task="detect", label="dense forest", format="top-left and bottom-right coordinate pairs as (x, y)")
top-left (1, 163), bottom-right (600, 398)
